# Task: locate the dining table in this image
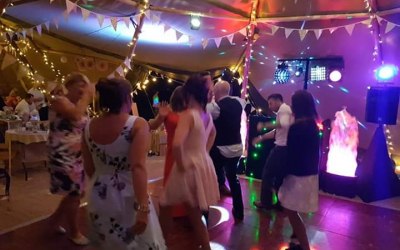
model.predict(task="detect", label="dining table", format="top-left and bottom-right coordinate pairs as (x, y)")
top-left (5, 128), bottom-right (48, 175)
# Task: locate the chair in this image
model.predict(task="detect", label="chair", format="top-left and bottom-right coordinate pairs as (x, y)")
top-left (0, 143), bottom-right (15, 197)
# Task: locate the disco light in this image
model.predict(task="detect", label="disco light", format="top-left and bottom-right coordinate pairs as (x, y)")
top-left (375, 64), bottom-right (398, 81)
top-left (329, 70), bottom-right (342, 82)
top-left (190, 14), bottom-right (201, 30)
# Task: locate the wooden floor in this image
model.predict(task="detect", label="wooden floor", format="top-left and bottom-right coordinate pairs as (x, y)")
top-left (0, 156), bottom-right (165, 233)
top-left (1, 176), bottom-right (400, 249)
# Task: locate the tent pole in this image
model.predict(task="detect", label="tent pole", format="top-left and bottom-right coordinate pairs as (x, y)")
top-left (241, 0), bottom-right (259, 99)
top-left (127, 12), bottom-right (146, 59)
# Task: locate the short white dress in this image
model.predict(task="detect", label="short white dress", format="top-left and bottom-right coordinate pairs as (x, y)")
top-left (161, 110), bottom-right (220, 210)
top-left (278, 118), bottom-right (320, 213)
top-left (278, 174), bottom-right (319, 213)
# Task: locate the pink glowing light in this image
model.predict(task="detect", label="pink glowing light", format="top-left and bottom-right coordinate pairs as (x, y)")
top-left (240, 111), bottom-right (248, 156)
top-left (326, 108), bottom-right (359, 177)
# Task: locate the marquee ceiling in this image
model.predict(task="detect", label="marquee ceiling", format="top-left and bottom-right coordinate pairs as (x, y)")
top-left (1, 0), bottom-right (400, 155)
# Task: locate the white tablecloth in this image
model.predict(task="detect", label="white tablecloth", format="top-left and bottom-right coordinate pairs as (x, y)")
top-left (5, 129), bottom-right (48, 145)
top-left (5, 129), bottom-right (49, 175)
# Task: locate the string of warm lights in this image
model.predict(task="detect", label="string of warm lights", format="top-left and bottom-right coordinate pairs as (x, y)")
top-left (241, 0), bottom-right (258, 99)
top-left (0, 23), bottom-right (64, 93)
top-left (384, 125), bottom-right (395, 154)
top-left (364, 0), bottom-right (383, 63)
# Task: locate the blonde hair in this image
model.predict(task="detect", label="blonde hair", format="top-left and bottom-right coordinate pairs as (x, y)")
top-left (64, 72), bottom-right (90, 88)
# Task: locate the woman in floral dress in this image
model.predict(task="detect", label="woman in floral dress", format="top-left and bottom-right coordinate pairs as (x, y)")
top-left (81, 78), bottom-right (166, 250)
top-left (47, 72), bottom-right (93, 245)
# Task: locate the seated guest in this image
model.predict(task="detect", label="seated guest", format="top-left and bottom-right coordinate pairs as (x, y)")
top-left (5, 88), bottom-right (21, 109)
top-left (15, 93), bottom-right (35, 119)
top-left (29, 83), bottom-right (48, 121)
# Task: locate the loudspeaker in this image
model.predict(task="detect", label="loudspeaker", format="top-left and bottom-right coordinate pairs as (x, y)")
top-left (245, 115), bottom-right (275, 179)
top-left (365, 86), bottom-right (400, 125)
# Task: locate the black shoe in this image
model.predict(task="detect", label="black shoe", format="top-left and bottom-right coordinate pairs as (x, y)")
top-left (253, 201), bottom-right (275, 210)
top-left (232, 208), bottom-right (244, 224)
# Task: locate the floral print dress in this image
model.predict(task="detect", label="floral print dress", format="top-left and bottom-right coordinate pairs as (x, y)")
top-left (84, 116), bottom-right (166, 250)
top-left (48, 112), bottom-right (88, 195)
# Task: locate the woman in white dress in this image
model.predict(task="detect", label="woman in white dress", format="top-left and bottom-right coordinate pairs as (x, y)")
top-left (81, 78), bottom-right (166, 250)
top-left (161, 74), bottom-right (220, 250)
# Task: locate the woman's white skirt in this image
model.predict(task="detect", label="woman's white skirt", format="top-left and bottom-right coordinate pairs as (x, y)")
top-left (278, 174), bottom-right (319, 213)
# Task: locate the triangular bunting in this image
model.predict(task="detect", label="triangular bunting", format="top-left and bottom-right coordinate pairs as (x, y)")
top-left (227, 34), bottom-right (234, 44)
top-left (53, 18), bottom-right (59, 29)
top-left (17, 65), bottom-right (27, 81)
top-left (81, 7), bottom-right (91, 21)
top-left (385, 22), bottom-right (396, 34)
top-left (201, 39), bottom-right (209, 49)
top-left (238, 28), bottom-right (247, 37)
top-left (345, 24), bottom-right (355, 36)
top-left (314, 29), bottom-right (322, 40)
top-left (285, 28), bottom-right (294, 38)
top-left (299, 29), bottom-right (308, 41)
top-left (1, 53), bottom-right (16, 70)
top-left (376, 16), bottom-right (383, 24)
top-left (107, 72), bottom-right (116, 79)
top-left (329, 27), bottom-right (337, 34)
top-left (97, 14), bottom-right (105, 27)
top-left (21, 30), bottom-right (27, 39)
top-left (214, 37), bottom-right (222, 48)
top-left (270, 25), bottom-right (279, 35)
top-left (176, 30), bottom-right (183, 41)
top-left (124, 58), bottom-right (132, 69)
top-left (115, 66), bottom-right (124, 76)
top-left (144, 10), bottom-right (151, 20)
top-left (65, 0), bottom-right (77, 14)
top-left (151, 13), bottom-right (160, 25)
top-left (123, 17), bottom-right (130, 28)
top-left (63, 10), bottom-right (70, 20)
top-left (110, 17), bottom-right (118, 31)
top-left (36, 25), bottom-right (42, 36)
top-left (362, 19), bottom-right (372, 27)
top-left (44, 21), bottom-right (50, 31)
top-left (163, 24), bottom-right (170, 33)
top-left (27, 28), bottom-right (34, 38)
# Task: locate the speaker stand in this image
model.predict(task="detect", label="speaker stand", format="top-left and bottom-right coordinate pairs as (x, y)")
top-left (357, 124), bottom-right (400, 203)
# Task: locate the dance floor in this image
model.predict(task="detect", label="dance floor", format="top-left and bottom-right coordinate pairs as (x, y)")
top-left (1, 175), bottom-right (400, 250)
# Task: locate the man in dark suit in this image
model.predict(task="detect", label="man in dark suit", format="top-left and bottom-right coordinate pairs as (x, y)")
top-left (209, 80), bottom-right (245, 223)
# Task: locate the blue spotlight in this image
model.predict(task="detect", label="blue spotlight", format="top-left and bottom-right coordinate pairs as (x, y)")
top-left (375, 64), bottom-right (398, 81)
